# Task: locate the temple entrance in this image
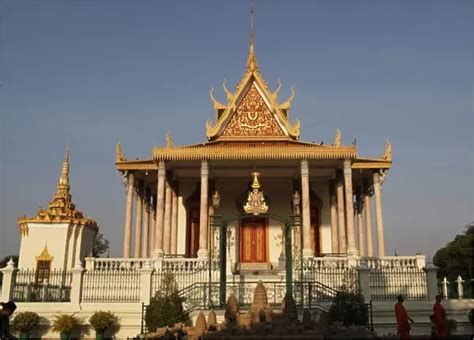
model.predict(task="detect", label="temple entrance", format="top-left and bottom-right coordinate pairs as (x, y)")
top-left (240, 217), bottom-right (268, 263)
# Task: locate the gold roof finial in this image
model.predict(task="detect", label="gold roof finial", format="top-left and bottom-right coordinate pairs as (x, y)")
top-left (246, 1), bottom-right (258, 72)
top-left (335, 129), bottom-right (341, 147)
top-left (166, 129), bottom-right (173, 148)
top-left (56, 144), bottom-right (70, 194)
top-left (383, 139), bottom-right (392, 161)
top-left (115, 142), bottom-right (126, 162)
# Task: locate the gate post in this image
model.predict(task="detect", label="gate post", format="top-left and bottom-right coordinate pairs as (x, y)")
top-left (219, 222), bottom-right (227, 307)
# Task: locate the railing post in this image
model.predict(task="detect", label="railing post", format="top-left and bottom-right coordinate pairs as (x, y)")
top-left (415, 253), bottom-right (426, 269)
top-left (140, 261), bottom-right (154, 304)
top-left (358, 263), bottom-right (371, 302)
top-left (42, 279), bottom-right (48, 302)
top-left (84, 257), bottom-right (94, 270)
top-left (0, 258), bottom-right (18, 302)
top-left (425, 263), bottom-right (438, 301)
top-left (71, 261), bottom-right (85, 307)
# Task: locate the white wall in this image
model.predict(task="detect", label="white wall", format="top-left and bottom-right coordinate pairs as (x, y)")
top-left (18, 223), bottom-right (96, 270)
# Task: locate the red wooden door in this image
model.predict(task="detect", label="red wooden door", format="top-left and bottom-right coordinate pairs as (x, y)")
top-left (240, 219), bottom-right (267, 263)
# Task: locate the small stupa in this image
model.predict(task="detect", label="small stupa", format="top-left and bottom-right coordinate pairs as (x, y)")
top-left (249, 280), bottom-right (273, 324)
top-left (225, 293), bottom-right (240, 324)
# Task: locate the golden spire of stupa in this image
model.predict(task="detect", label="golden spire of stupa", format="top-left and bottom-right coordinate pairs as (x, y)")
top-left (47, 144), bottom-right (76, 217)
top-left (18, 144), bottom-right (97, 228)
top-left (246, 1), bottom-right (258, 72)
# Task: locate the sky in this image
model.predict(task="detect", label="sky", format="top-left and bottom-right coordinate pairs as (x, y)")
top-left (0, 0), bottom-right (473, 260)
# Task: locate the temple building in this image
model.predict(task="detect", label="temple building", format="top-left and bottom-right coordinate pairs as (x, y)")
top-left (16, 146), bottom-right (97, 273)
top-left (115, 24), bottom-right (392, 273)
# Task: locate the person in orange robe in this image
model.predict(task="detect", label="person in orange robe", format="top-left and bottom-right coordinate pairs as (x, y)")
top-left (395, 295), bottom-right (413, 340)
top-left (433, 295), bottom-right (449, 339)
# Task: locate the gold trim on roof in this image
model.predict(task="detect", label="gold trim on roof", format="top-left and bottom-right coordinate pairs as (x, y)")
top-left (334, 129), bottom-right (341, 147)
top-left (18, 146), bottom-right (97, 229)
top-left (153, 143), bottom-right (357, 161)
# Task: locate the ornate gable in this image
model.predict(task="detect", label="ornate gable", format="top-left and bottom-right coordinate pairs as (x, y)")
top-left (221, 83), bottom-right (286, 139)
top-left (206, 26), bottom-right (300, 141)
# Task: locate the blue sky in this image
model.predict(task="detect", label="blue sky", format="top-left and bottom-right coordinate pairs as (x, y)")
top-left (1, 0), bottom-right (473, 259)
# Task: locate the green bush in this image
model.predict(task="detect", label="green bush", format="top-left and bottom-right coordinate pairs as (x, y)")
top-left (12, 312), bottom-right (40, 333)
top-left (51, 314), bottom-right (80, 333)
top-left (329, 291), bottom-right (368, 327)
top-left (89, 311), bottom-right (117, 333)
top-left (145, 273), bottom-right (190, 331)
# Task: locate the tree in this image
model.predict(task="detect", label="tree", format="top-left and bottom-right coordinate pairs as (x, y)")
top-left (145, 273), bottom-right (189, 331)
top-left (92, 232), bottom-right (110, 258)
top-left (433, 222), bottom-right (473, 281)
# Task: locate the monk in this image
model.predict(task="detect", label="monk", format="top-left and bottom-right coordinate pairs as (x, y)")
top-left (395, 295), bottom-right (413, 340)
top-left (433, 295), bottom-right (448, 339)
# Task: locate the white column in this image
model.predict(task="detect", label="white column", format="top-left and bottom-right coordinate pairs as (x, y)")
top-left (373, 171), bottom-right (386, 257)
top-left (154, 162), bottom-right (166, 256)
top-left (336, 172), bottom-right (346, 254)
top-left (343, 160), bottom-right (357, 255)
top-left (134, 182), bottom-right (143, 258)
top-left (171, 185), bottom-right (178, 254)
top-left (329, 180), bottom-right (338, 254)
top-left (356, 192), bottom-right (365, 256)
top-left (163, 181), bottom-right (172, 254)
top-left (364, 186), bottom-right (374, 257)
top-left (198, 160), bottom-right (209, 258)
top-left (123, 172), bottom-right (135, 258)
top-left (142, 189), bottom-right (150, 258)
top-left (301, 160), bottom-right (313, 257)
top-left (151, 195), bottom-right (156, 253)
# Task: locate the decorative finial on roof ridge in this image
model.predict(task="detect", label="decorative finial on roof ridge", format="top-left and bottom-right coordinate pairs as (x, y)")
top-left (115, 141), bottom-right (126, 162)
top-left (334, 129), bottom-right (341, 147)
top-left (166, 129), bottom-right (173, 148)
top-left (246, 1), bottom-right (258, 72)
top-left (383, 139), bottom-right (392, 161)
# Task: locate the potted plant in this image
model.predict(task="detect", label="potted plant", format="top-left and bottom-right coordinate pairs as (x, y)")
top-left (89, 311), bottom-right (117, 340)
top-left (51, 313), bottom-right (80, 340)
top-left (12, 312), bottom-right (40, 339)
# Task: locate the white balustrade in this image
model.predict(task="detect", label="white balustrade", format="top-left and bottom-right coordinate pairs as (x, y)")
top-left (84, 257), bottom-right (149, 271)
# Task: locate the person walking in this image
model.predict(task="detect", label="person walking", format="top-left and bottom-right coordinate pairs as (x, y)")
top-left (433, 295), bottom-right (448, 339)
top-left (395, 295), bottom-right (413, 340)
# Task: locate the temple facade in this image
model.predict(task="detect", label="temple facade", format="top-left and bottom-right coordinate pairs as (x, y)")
top-left (115, 28), bottom-right (392, 274)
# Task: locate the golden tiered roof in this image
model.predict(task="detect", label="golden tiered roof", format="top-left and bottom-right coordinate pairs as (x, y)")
top-left (18, 146), bottom-right (97, 229)
top-left (116, 10), bottom-right (392, 170)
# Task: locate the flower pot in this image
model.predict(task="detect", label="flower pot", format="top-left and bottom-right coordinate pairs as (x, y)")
top-left (19, 332), bottom-right (30, 340)
top-left (95, 332), bottom-right (105, 340)
top-left (60, 331), bottom-right (70, 340)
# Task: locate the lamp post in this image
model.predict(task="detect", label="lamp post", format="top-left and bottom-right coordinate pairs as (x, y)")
top-left (208, 190), bottom-right (221, 308)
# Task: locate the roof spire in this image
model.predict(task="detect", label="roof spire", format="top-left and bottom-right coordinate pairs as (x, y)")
top-left (246, 0), bottom-right (258, 72)
top-left (48, 143), bottom-right (75, 216)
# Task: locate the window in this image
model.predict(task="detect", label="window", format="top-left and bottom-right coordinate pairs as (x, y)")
top-left (35, 260), bottom-right (51, 284)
